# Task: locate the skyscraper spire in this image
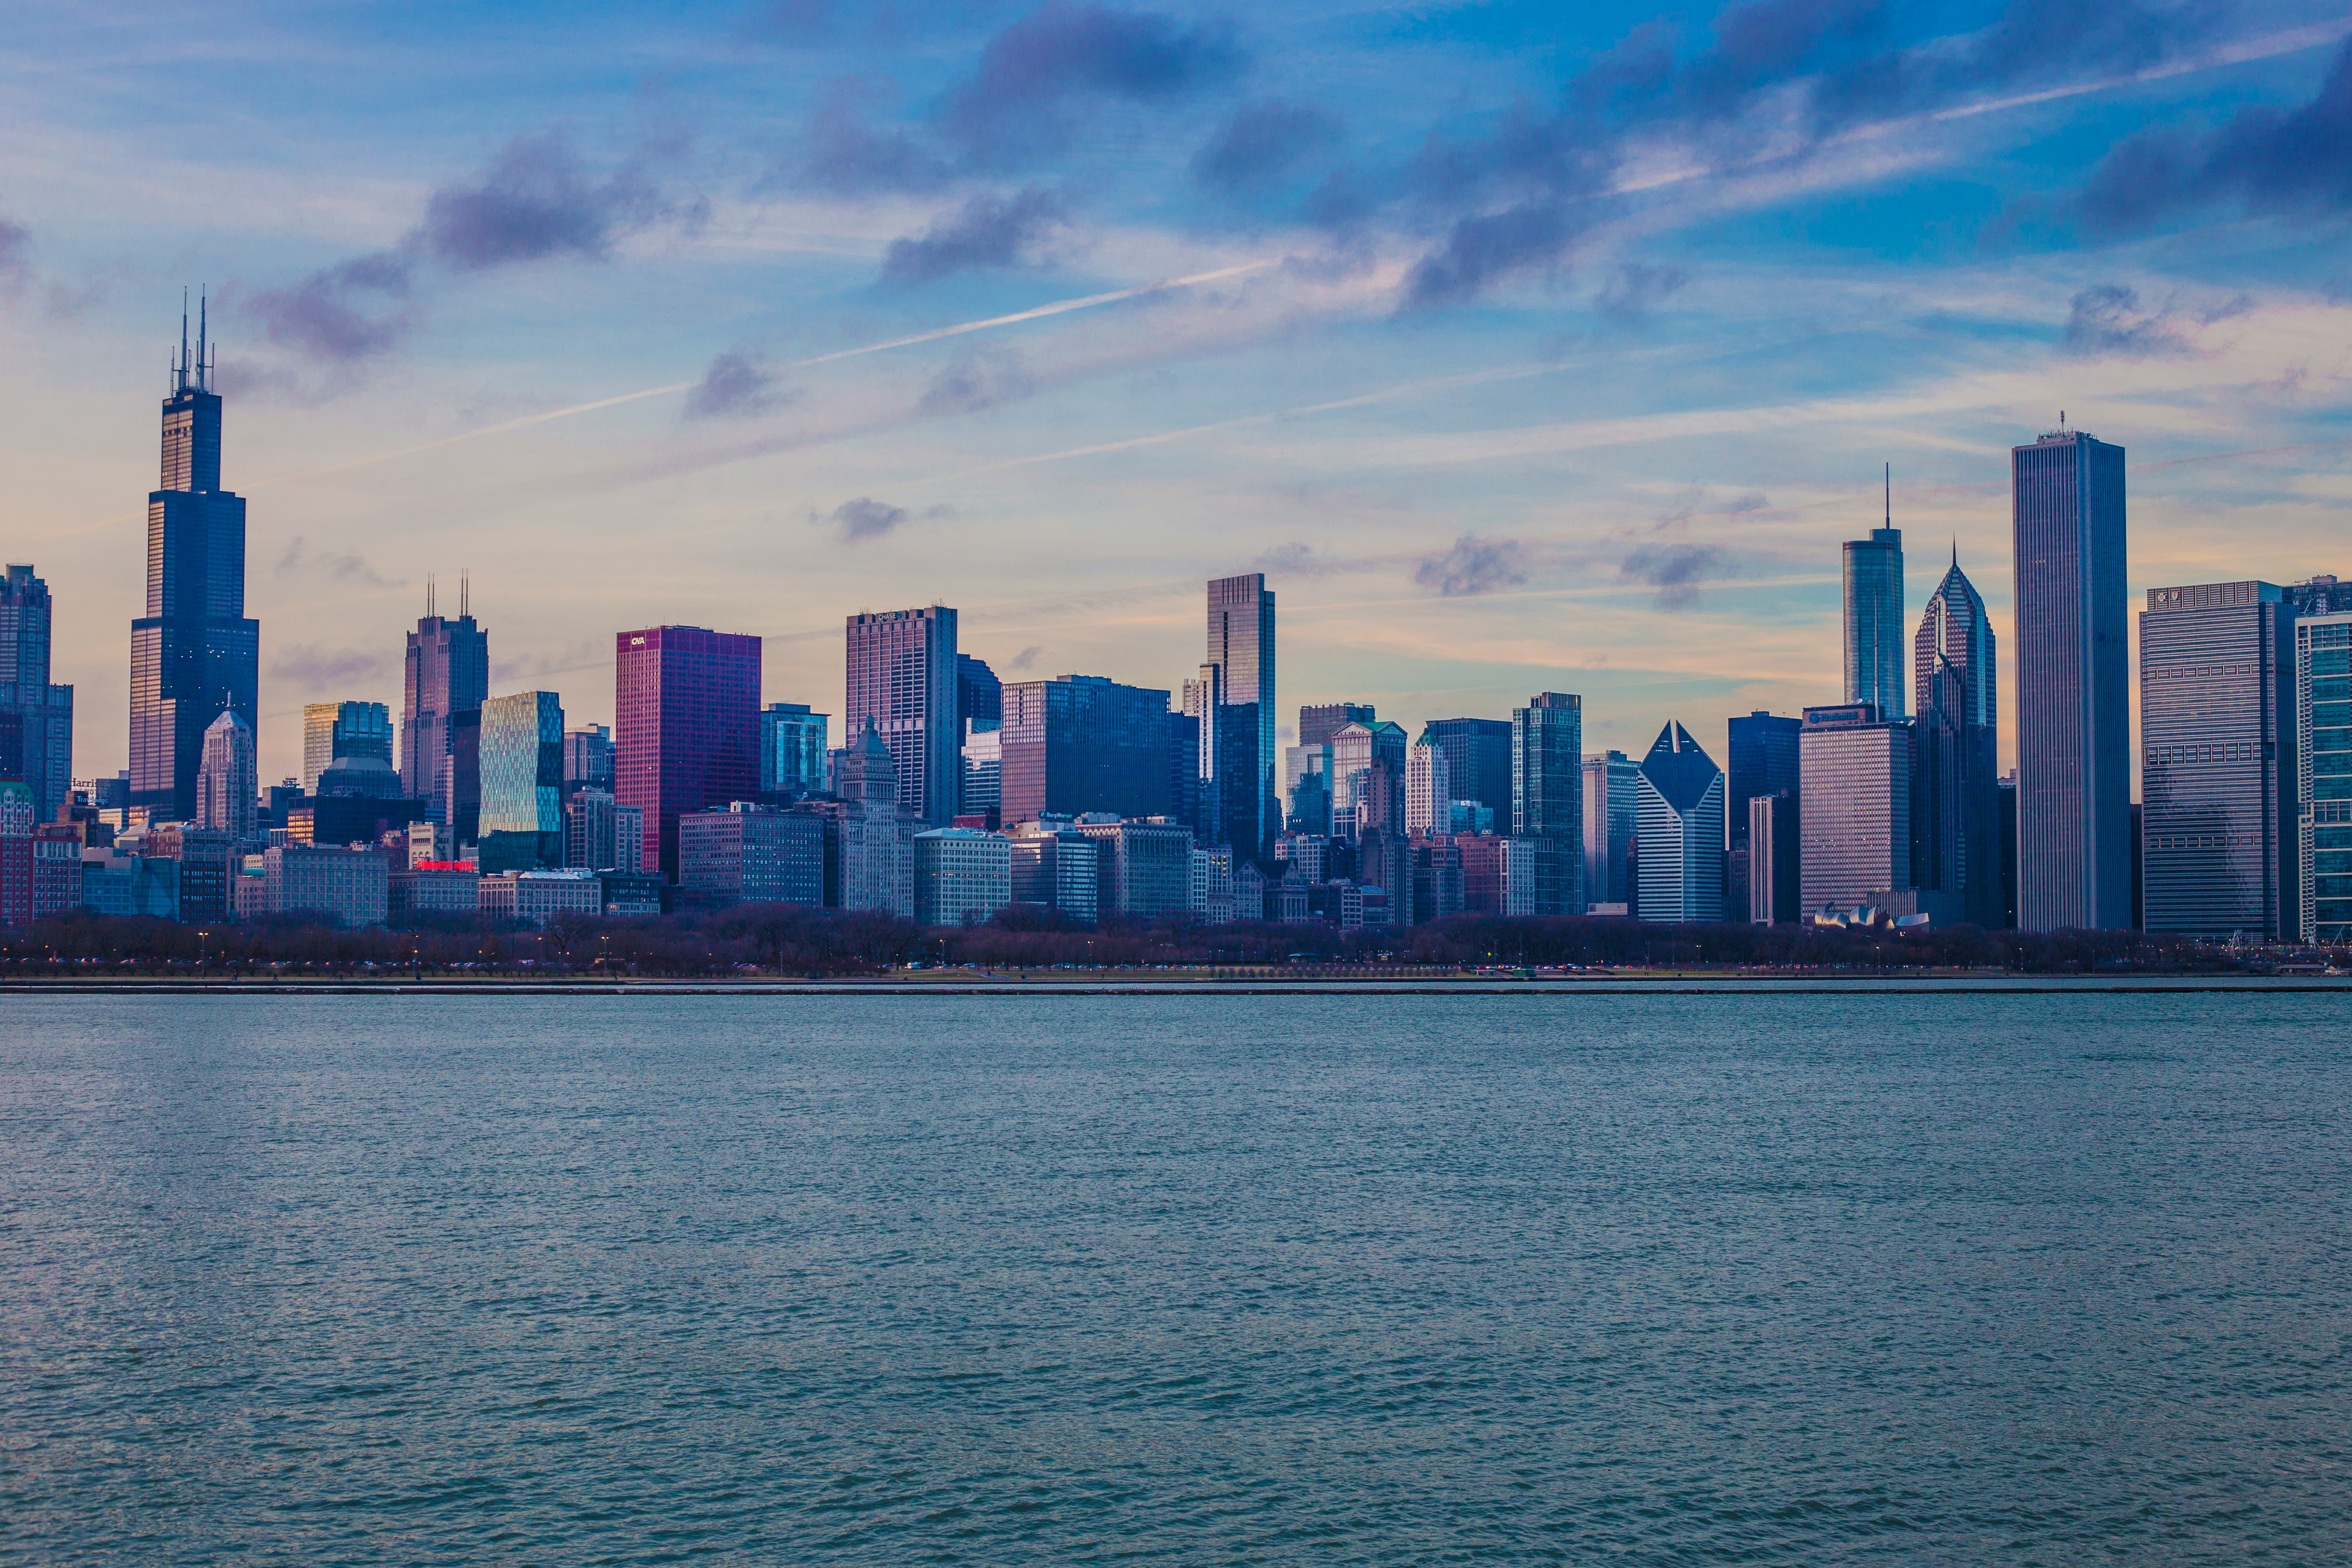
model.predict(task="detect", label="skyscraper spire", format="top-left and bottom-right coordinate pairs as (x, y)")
top-left (1884, 461), bottom-right (1891, 528)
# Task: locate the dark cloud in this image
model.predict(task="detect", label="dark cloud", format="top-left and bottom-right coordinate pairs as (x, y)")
top-left (946, 3), bottom-right (1245, 162)
top-left (269, 643), bottom-right (392, 685)
top-left (685, 352), bottom-right (795, 418)
top-left (275, 536), bottom-right (399, 587)
top-left (418, 131), bottom-right (671, 270)
top-left (1009, 644), bottom-right (1045, 671)
top-left (1413, 534), bottom-right (1529, 596)
top-left (1404, 203), bottom-right (1591, 308)
top-left (0, 213), bottom-right (29, 286)
top-left (880, 185), bottom-right (1067, 285)
top-left (918, 345), bottom-right (1037, 415)
top-left (2079, 35), bottom-right (2352, 233)
top-left (1192, 100), bottom-right (1341, 191)
top-left (818, 496), bottom-right (957, 543)
top-left (1620, 543), bottom-right (1719, 610)
top-left (786, 79), bottom-right (950, 194)
top-left (2061, 283), bottom-right (2192, 358)
top-left (242, 251), bottom-right (415, 363)
top-left (1595, 261), bottom-right (1690, 324)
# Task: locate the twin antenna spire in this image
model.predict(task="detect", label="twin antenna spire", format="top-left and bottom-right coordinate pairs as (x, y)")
top-left (424, 572), bottom-right (471, 620)
top-left (171, 288), bottom-right (214, 395)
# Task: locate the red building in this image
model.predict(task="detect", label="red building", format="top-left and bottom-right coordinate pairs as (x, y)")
top-left (615, 626), bottom-right (761, 882)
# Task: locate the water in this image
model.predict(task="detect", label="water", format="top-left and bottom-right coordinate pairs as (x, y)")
top-left (2, 991), bottom-right (2346, 1564)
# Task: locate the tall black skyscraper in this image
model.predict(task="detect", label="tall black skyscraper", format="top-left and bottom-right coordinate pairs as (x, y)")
top-left (2013, 424), bottom-right (2130, 931)
top-left (129, 301), bottom-right (257, 823)
top-left (1203, 573), bottom-right (1276, 865)
top-left (0, 563), bottom-right (74, 826)
top-left (1914, 550), bottom-right (2002, 927)
top-left (1726, 710), bottom-right (1801, 923)
top-left (403, 577), bottom-right (490, 833)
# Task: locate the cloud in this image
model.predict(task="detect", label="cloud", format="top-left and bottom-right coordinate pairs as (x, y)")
top-left (1252, 541), bottom-right (1320, 574)
top-left (1404, 203), bottom-right (1592, 308)
top-left (685, 352), bottom-right (795, 418)
top-left (917, 345), bottom-right (1036, 416)
top-left (269, 643), bottom-right (392, 686)
top-left (242, 251), bottom-right (415, 363)
top-left (1595, 262), bottom-right (1690, 324)
top-left (945, 3), bottom-right (1246, 162)
top-left (418, 130), bottom-right (673, 270)
top-left (1620, 543), bottom-right (1719, 609)
top-left (2061, 283), bottom-right (2193, 358)
top-left (274, 535), bottom-right (399, 588)
top-left (2078, 34), bottom-right (2352, 233)
top-left (1193, 100), bottom-right (1341, 191)
top-left (881, 186), bottom-right (1067, 285)
top-left (1009, 644), bottom-right (1045, 671)
top-left (785, 79), bottom-right (950, 194)
top-left (1413, 534), bottom-right (1529, 596)
top-left (0, 212), bottom-right (28, 287)
top-left (817, 496), bottom-right (954, 542)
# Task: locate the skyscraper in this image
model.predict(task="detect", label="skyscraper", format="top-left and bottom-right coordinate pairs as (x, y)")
top-left (564, 724), bottom-right (615, 793)
top-left (1511, 693), bottom-right (1583, 916)
top-left (1331, 719), bottom-right (1406, 841)
top-left (1913, 551), bottom-right (2001, 927)
top-left (845, 606), bottom-right (959, 825)
top-left (1634, 722), bottom-right (1723, 923)
top-left (479, 691), bottom-right (566, 842)
top-left (1798, 703), bottom-right (1912, 914)
top-left (1843, 468), bottom-right (1905, 720)
top-left (1405, 727), bottom-right (1451, 837)
top-left (758, 704), bottom-right (828, 796)
top-left (195, 709), bottom-right (256, 840)
top-left (2013, 424), bottom-right (2131, 931)
top-left (1299, 702), bottom-right (1375, 748)
top-left (1422, 717), bottom-right (1513, 822)
top-left (617, 626), bottom-right (762, 881)
top-left (2298, 612), bottom-right (2352, 942)
top-left (1204, 574), bottom-right (1276, 865)
top-left (302, 700), bottom-right (393, 794)
top-left (998, 674), bottom-right (1173, 824)
top-left (2139, 582), bottom-right (2296, 939)
top-left (129, 302), bottom-right (257, 823)
top-left (402, 582), bottom-right (490, 829)
top-left (1581, 750), bottom-right (1638, 912)
top-left (1726, 711), bottom-right (1801, 923)
top-left (0, 564), bottom-right (73, 827)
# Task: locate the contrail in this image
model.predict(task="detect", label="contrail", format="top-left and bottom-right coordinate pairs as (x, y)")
top-left (244, 260), bottom-right (1274, 493)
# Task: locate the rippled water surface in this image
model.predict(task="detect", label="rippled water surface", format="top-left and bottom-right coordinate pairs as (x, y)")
top-left (3, 991), bottom-right (2348, 1564)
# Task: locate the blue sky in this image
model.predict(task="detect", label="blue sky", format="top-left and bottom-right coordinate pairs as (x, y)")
top-left (4, 0), bottom-right (2349, 785)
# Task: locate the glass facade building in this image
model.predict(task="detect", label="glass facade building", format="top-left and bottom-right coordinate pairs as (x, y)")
top-left (1843, 509), bottom-right (1906, 719)
top-left (2140, 581), bottom-right (2296, 940)
top-left (1581, 750), bottom-right (1639, 912)
top-left (1913, 554), bottom-right (2002, 927)
top-left (845, 606), bottom-right (960, 825)
top-left (302, 700), bottom-right (393, 795)
top-left (479, 691), bottom-right (565, 837)
top-left (564, 724), bottom-right (614, 793)
top-left (130, 313), bottom-right (258, 823)
top-left (1727, 711), bottom-right (1801, 924)
top-left (0, 564), bottom-right (73, 828)
top-left (1204, 574), bottom-right (1277, 865)
top-left (2299, 613), bottom-right (2352, 942)
top-left (758, 703), bottom-right (828, 795)
top-left (403, 607), bottom-right (490, 828)
top-left (1510, 693), bottom-right (1583, 916)
top-left (617, 626), bottom-right (762, 882)
top-left (1798, 703), bottom-right (1912, 914)
top-left (1634, 722), bottom-right (1723, 923)
top-left (999, 675), bottom-right (1172, 825)
top-left (2013, 426), bottom-right (2131, 931)
top-left (1422, 717), bottom-right (1513, 820)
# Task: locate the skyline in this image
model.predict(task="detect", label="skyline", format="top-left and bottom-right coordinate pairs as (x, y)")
top-left (4, 2), bottom-right (2349, 786)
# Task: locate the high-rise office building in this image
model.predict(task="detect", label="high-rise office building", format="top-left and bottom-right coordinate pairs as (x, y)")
top-left (958, 654), bottom-right (1001, 730)
top-left (1299, 702), bottom-right (1375, 749)
top-left (831, 717), bottom-right (918, 916)
top-left (195, 710), bottom-right (256, 840)
top-left (1726, 711), bottom-right (1801, 923)
top-left (0, 564), bottom-right (73, 827)
top-left (1581, 750), bottom-right (1638, 912)
top-left (1405, 728), bottom-right (1451, 837)
top-left (129, 304), bottom-right (258, 823)
top-left (1510, 694), bottom-right (1583, 915)
top-left (2297, 612), bottom-right (2352, 942)
top-left (564, 724), bottom-right (614, 793)
top-left (1204, 574), bottom-right (1276, 865)
top-left (758, 704), bottom-right (827, 796)
top-left (999, 675), bottom-right (1172, 825)
top-left (845, 606), bottom-right (959, 825)
top-left (302, 701), bottom-right (393, 794)
top-left (1283, 743), bottom-right (1331, 835)
top-left (679, 803), bottom-right (826, 909)
top-left (1843, 469), bottom-right (1905, 720)
top-left (1422, 717), bottom-right (1513, 821)
top-left (402, 584), bottom-right (490, 830)
top-left (1748, 793), bottom-right (1797, 924)
top-left (2138, 582), bottom-right (2295, 939)
top-left (1330, 720), bottom-right (1406, 840)
top-left (1798, 703), bottom-right (1913, 914)
top-left (617, 626), bottom-right (762, 882)
top-left (479, 690), bottom-right (566, 853)
top-left (2013, 424), bottom-right (2130, 931)
top-left (1634, 722), bottom-right (1723, 923)
top-left (1912, 552), bottom-right (2001, 927)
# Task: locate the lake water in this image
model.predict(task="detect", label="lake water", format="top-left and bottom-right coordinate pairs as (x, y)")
top-left (3, 991), bottom-right (2347, 1564)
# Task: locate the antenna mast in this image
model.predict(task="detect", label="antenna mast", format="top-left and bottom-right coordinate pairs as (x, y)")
top-left (1883, 462), bottom-right (1890, 528)
top-left (460, 570), bottom-right (469, 619)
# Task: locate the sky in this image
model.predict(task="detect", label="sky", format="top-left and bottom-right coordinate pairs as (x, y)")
top-left (3, 0), bottom-right (2349, 789)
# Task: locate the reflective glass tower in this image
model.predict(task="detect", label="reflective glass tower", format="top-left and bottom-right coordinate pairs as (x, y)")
top-left (2013, 425), bottom-right (2130, 931)
top-left (129, 301), bottom-right (257, 822)
top-left (1726, 711), bottom-right (1801, 923)
top-left (1634, 722), bottom-right (1724, 923)
top-left (402, 579), bottom-right (490, 830)
top-left (999, 674), bottom-right (1173, 824)
top-left (1510, 693), bottom-right (1583, 915)
top-left (1204, 574), bottom-right (1276, 865)
top-left (618, 626), bottom-right (762, 882)
top-left (845, 606), bottom-right (959, 825)
top-left (1842, 467), bottom-right (1905, 720)
top-left (0, 564), bottom-right (73, 827)
top-left (479, 691), bottom-right (566, 837)
top-left (2296, 612), bottom-right (2352, 942)
top-left (1913, 551), bottom-right (2002, 927)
